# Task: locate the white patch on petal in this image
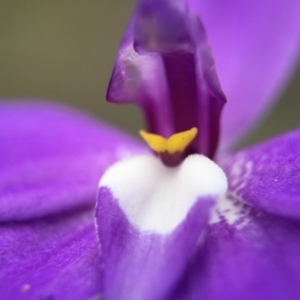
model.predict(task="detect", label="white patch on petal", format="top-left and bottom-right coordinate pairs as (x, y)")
top-left (100, 154), bottom-right (227, 234)
top-left (228, 154), bottom-right (253, 193)
top-left (210, 192), bottom-right (252, 228)
top-left (210, 154), bottom-right (253, 226)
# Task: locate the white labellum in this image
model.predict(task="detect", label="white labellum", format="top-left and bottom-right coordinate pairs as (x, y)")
top-left (100, 154), bottom-right (228, 234)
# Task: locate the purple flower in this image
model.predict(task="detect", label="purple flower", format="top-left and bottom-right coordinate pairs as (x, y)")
top-left (1, 1), bottom-right (300, 300)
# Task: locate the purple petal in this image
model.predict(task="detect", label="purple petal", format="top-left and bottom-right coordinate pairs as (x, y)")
top-left (0, 101), bottom-right (145, 221)
top-left (107, 0), bottom-right (226, 158)
top-left (96, 187), bottom-right (214, 300)
top-left (171, 210), bottom-right (300, 300)
top-left (220, 129), bottom-right (300, 220)
top-left (188, 0), bottom-right (300, 150)
top-left (0, 208), bottom-right (102, 300)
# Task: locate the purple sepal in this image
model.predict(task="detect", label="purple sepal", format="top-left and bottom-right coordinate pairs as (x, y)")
top-left (96, 187), bottom-right (214, 300)
top-left (0, 208), bottom-right (102, 300)
top-left (171, 211), bottom-right (300, 300)
top-left (188, 0), bottom-right (300, 150)
top-left (0, 101), bottom-right (146, 221)
top-left (107, 0), bottom-right (226, 158)
top-left (220, 129), bottom-right (300, 220)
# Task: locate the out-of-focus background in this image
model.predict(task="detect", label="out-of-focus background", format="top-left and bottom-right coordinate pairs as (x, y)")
top-left (0, 1), bottom-right (299, 148)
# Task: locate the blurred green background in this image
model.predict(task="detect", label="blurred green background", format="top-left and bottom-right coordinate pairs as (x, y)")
top-left (0, 1), bottom-right (299, 148)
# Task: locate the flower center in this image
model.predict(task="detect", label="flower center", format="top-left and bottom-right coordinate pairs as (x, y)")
top-left (139, 127), bottom-right (198, 166)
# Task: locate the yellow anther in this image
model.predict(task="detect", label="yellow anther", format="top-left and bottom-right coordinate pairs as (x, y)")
top-left (167, 127), bottom-right (198, 154)
top-left (139, 130), bottom-right (167, 153)
top-left (139, 127), bottom-right (198, 154)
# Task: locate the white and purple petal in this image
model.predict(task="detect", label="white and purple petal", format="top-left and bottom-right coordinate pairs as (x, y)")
top-left (220, 129), bottom-right (300, 220)
top-left (96, 154), bottom-right (227, 300)
top-left (168, 129), bottom-right (300, 299)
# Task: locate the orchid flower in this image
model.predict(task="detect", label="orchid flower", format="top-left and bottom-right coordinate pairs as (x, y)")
top-left (1, 0), bottom-right (300, 299)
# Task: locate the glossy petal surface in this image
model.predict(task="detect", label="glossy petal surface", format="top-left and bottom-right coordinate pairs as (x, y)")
top-left (220, 129), bottom-right (300, 220)
top-left (0, 208), bottom-right (102, 300)
top-left (0, 101), bottom-right (145, 221)
top-left (188, 0), bottom-right (300, 149)
top-left (172, 210), bottom-right (300, 300)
